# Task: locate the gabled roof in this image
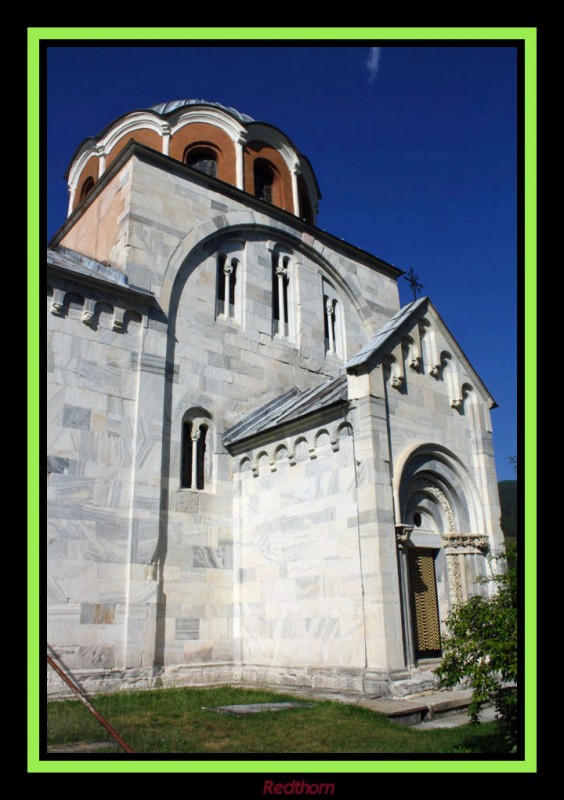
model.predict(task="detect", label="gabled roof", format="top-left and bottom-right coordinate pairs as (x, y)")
top-left (345, 296), bottom-right (428, 370)
top-left (345, 295), bottom-right (497, 407)
top-left (223, 374), bottom-right (347, 447)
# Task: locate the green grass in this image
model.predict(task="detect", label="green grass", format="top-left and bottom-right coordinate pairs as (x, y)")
top-left (47, 686), bottom-right (509, 755)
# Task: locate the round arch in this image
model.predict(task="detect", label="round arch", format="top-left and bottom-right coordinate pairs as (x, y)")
top-left (160, 210), bottom-right (375, 323)
top-left (394, 442), bottom-right (485, 536)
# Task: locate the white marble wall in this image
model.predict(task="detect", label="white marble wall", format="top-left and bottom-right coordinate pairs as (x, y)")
top-left (232, 419), bottom-right (366, 671)
top-left (47, 282), bottom-right (146, 672)
top-left (48, 149), bottom-right (501, 691)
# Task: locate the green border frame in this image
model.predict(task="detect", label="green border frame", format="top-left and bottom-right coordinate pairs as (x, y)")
top-left (29, 27), bottom-right (536, 774)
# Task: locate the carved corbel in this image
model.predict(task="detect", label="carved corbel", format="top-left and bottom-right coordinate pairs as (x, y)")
top-left (82, 300), bottom-right (96, 327)
top-left (450, 398), bottom-right (463, 410)
top-left (50, 289), bottom-right (65, 317)
top-left (395, 524), bottom-right (414, 547)
top-left (112, 309), bottom-right (125, 333)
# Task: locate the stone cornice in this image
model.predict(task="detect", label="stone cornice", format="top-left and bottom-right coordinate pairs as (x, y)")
top-left (47, 249), bottom-right (156, 305)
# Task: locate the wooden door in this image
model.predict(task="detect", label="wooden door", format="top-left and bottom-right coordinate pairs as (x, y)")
top-left (407, 548), bottom-right (442, 659)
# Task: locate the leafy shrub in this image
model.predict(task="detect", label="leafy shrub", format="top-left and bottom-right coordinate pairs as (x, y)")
top-left (436, 549), bottom-right (518, 751)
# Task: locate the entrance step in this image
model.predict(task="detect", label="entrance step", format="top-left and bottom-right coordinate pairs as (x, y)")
top-left (359, 687), bottom-right (478, 727)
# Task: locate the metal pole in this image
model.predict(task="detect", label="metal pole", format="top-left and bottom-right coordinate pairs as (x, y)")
top-left (47, 650), bottom-right (134, 754)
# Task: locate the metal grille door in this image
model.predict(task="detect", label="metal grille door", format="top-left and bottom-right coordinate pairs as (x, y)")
top-left (407, 548), bottom-right (442, 659)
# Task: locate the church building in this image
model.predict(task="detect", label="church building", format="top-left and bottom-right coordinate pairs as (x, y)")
top-left (47, 99), bottom-right (504, 697)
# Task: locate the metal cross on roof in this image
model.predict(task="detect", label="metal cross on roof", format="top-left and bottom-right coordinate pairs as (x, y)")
top-left (404, 268), bottom-right (423, 302)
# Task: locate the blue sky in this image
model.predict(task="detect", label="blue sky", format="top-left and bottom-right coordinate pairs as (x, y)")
top-left (46, 42), bottom-right (518, 481)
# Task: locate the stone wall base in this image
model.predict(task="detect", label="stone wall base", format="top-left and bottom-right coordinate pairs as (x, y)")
top-left (47, 661), bottom-right (439, 699)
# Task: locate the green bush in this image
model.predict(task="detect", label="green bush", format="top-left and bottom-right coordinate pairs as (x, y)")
top-left (436, 549), bottom-right (518, 751)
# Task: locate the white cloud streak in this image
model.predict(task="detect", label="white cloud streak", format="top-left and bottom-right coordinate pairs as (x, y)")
top-left (366, 47), bottom-right (381, 82)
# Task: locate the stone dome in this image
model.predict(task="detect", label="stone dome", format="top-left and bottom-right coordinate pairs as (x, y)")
top-left (149, 98), bottom-right (254, 125)
top-left (66, 99), bottom-right (320, 225)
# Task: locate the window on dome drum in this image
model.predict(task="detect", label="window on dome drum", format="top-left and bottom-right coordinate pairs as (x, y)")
top-left (80, 177), bottom-right (95, 201)
top-left (272, 253), bottom-right (290, 338)
top-left (185, 148), bottom-right (217, 178)
top-left (216, 253), bottom-right (238, 319)
top-left (181, 420), bottom-right (208, 490)
top-left (254, 161), bottom-right (274, 203)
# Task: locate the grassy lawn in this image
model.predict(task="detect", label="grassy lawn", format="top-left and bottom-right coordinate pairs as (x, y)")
top-left (47, 686), bottom-right (510, 755)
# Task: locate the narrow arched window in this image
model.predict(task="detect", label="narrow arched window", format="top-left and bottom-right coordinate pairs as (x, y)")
top-left (254, 160), bottom-right (274, 203)
top-left (185, 146), bottom-right (217, 178)
top-left (322, 280), bottom-right (344, 358)
top-left (80, 177), bottom-right (95, 201)
top-left (181, 415), bottom-right (210, 490)
top-left (216, 242), bottom-right (244, 323)
top-left (217, 253), bottom-right (238, 319)
top-left (272, 253), bottom-right (290, 338)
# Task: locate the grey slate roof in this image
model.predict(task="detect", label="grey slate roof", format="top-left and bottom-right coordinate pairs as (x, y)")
top-left (47, 246), bottom-right (155, 300)
top-left (149, 99), bottom-right (254, 124)
top-left (223, 374), bottom-right (348, 447)
top-left (345, 296), bottom-right (428, 370)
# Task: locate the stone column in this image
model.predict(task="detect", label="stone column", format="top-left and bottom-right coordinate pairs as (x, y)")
top-left (235, 136), bottom-right (246, 190)
top-left (291, 165), bottom-right (301, 217)
top-left (67, 186), bottom-right (76, 217)
top-left (276, 263), bottom-right (287, 334)
top-left (223, 261), bottom-right (233, 317)
top-left (190, 428), bottom-right (201, 490)
top-left (162, 124), bottom-right (171, 156)
top-left (395, 525), bottom-right (415, 668)
top-left (326, 299), bottom-right (335, 354)
top-left (97, 146), bottom-right (107, 177)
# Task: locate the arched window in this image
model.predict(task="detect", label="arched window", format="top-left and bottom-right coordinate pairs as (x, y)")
top-left (254, 160), bottom-right (275, 203)
top-left (185, 146), bottom-right (217, 178)
top-left (181, 413), bottom-right (211, 490)
top-left (322, 280), bottom-right (344, 358)
top-left (217, 253), bottom-right (238, 319)
top-left (272, 253), bottom-right (290, 338)
top-left (79, 177), bottom-right (95, 201)
top-left (216, 242), bottom-right (244, 322)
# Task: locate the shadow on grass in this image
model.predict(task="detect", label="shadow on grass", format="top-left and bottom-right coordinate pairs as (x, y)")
top-left (452, 726), bottom-right (511, 755)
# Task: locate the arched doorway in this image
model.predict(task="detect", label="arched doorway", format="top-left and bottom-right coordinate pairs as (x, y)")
top-left (395, 445), bottom-right (489, 667)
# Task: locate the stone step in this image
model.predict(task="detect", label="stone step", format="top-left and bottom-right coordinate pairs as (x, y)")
top-left (361, 688), bottom-right (476, 726)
